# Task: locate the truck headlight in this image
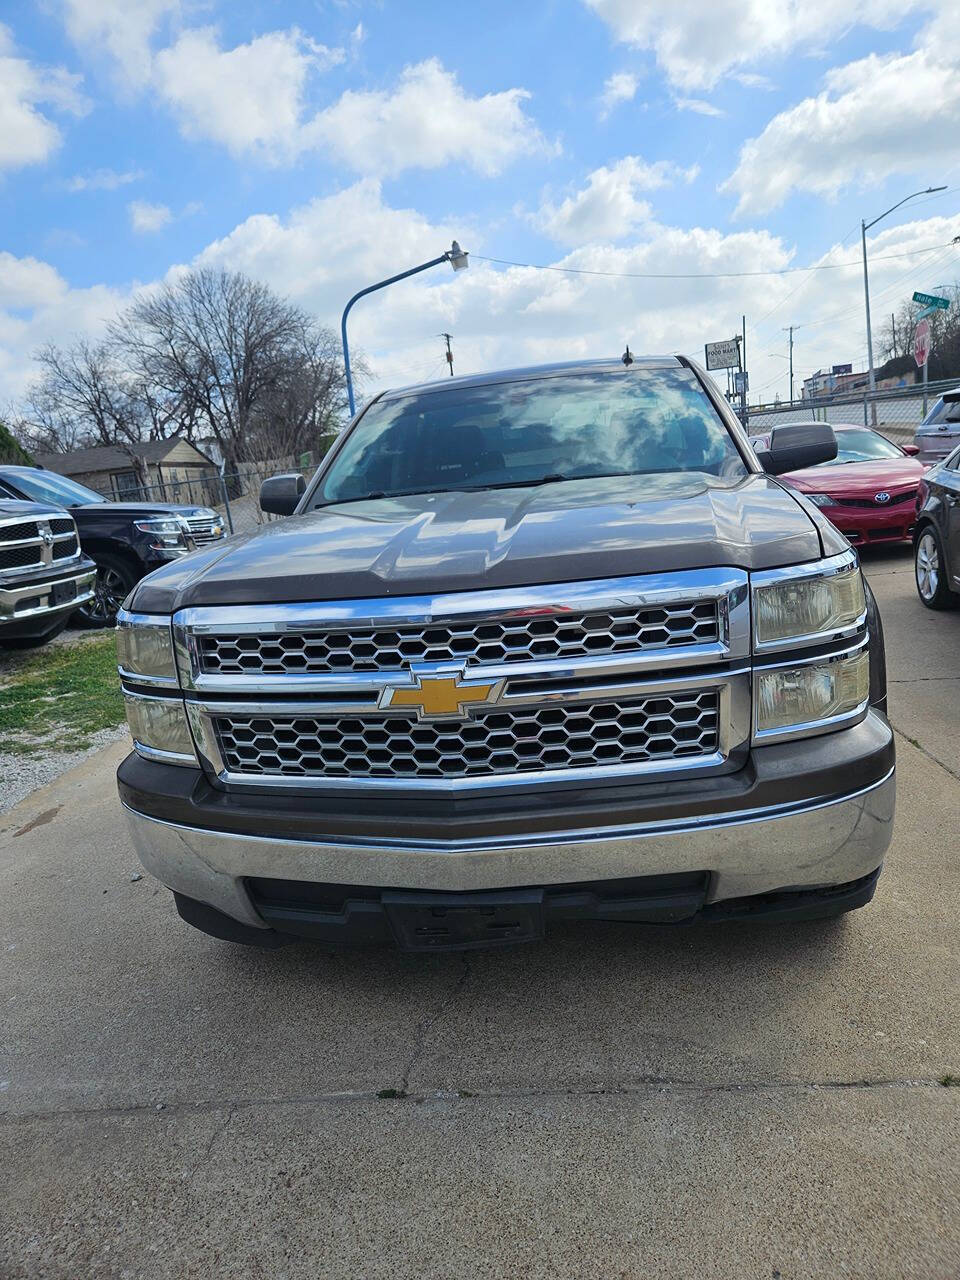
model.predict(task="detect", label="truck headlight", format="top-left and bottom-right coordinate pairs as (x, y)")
top-left (754, 648), bottom-right (870, 742)
top-left (122, 691), bottom-right (197, 763)
top-left (753, 554), bottom-right (866, 650)
top-left (116, 612), bottom-right (177, 684)
top-left (116, 610), bottom-right (197, 765)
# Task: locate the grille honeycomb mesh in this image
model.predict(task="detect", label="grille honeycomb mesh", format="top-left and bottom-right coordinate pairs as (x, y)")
top-left (213, 690), bottom-right (720, 781)
top-left (198, 601), bottom-right (720, 676)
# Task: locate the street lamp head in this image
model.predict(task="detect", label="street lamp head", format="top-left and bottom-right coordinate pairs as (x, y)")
top-left (447, 240), bottom-right (469, 271)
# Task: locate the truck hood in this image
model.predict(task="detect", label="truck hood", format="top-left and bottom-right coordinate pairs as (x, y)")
top-left (72, 502), bottom-right (215, 517)
top-left (129, 472), bottom-right (825, 613)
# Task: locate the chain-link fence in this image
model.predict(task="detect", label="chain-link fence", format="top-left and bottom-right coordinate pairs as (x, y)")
top-left (82, 460), bottom-right (318, 536)
top-left (746, 377), bottom-right (958, 447)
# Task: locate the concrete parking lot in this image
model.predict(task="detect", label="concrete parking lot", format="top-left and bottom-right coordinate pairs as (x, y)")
top-left (1, 545), bottom-right (958, 1279)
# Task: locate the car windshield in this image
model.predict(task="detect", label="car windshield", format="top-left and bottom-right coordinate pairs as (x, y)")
top-left (6, 469), bottom-right (104, 507)
top-left (312, 368), bottom-right (748, 506)
top-left (822, 428), bottom-right (904, 465)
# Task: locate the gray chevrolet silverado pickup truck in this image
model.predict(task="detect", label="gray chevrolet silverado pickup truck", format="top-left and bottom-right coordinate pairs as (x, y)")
top-left (115, 357), bottom-right (895, 951)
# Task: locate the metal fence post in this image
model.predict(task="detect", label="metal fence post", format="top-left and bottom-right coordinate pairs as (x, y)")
top-left (218, 468), bottom-right (234, 535)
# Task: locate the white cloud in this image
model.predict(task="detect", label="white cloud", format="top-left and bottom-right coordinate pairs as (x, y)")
top-left (8, 181), bottom-right (959, 420)
top-left (66, 167), bottom-right (143, 192)
top-left (0, 24), bottom-right (87, 174)
top-left (535, 156), bottom-right (698, 245)
top-left (674, 97), bottom-right (724, 117)
top-left (723, 21), bottom-right (960, 214)
top-left (308, 59), bottom-right (551, 177)
top-left (599, 71), bottom-right (639, 117)
top-left (584, 0), bottom-right (927, 89)
top-left (154, 26), bottom-right (344, 161)
top-left (0, 253), bottom-right (125, 400)
top-left (128, 200), bottom-right (173, 233)
top-left (60, 0), bottom-right (179, 87)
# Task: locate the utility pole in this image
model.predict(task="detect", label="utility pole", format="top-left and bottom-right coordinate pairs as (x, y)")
top-left (439, 332), bottom-right (454, 376)
top-left (860, 187), bottom-right (945, 427)
top-left (740, 314), bottom-right (748, 428)
top-left (783, 325), bottom-right (794, 402)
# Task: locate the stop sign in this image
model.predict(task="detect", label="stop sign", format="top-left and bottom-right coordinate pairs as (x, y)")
top-left (914, 317), bottom-right (931, 368)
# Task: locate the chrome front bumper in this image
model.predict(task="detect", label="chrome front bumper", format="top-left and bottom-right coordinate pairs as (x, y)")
top-left (0, 566), bottom-right (96, 622)
top-left (123, 761), bottom-right (895, 931)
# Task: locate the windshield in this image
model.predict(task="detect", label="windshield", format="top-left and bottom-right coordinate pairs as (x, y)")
top-left (312, 368), bottom-right (747, 506)
top-left (7, 469), bottom-right (104, 507)
top-left (822, 428), bottom-right (904, 465)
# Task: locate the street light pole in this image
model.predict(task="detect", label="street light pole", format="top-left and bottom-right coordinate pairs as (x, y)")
top-left (340, 241), bottom-right (469, 417)
top-left (860, 187), bottom-right (945, 423)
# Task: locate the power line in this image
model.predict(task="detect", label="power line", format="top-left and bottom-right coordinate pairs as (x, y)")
top-left (470, 239), bottom-right (960, 282)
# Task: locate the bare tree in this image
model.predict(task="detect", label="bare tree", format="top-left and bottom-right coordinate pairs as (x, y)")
top-left (113, 268), bottom-right (352, 473)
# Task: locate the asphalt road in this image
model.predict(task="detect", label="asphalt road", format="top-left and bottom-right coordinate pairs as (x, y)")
top-left (2, 545), bottom-right (958, 1280)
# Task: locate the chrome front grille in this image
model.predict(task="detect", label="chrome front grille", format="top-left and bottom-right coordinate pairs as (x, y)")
top-left (213, 691), bottom-right (721, 781)
top-left (0, 514), bottom-right (80, 577)
top-left (176, 570), bottom-right (752, 793)
top-left (184, 516), bottom-right (224, 545)
top-left (196, 600), bottom-right (720, 675)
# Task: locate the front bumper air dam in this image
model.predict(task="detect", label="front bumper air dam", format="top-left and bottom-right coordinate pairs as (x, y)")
top-left (119, 710), bottom-right (895, 944)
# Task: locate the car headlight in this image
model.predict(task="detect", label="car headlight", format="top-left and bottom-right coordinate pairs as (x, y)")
top-left (805, 493), bottom-right (837, 508)
top-left (134, 516), bottom-right (188, 550)
top-left (754, 648), bottom-right (870, 742)
top-left (752, 554), bottom-right (866, 651)
top-left (116, 610), bottom-right (197, 765)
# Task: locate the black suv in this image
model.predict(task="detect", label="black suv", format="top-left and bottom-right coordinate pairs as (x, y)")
top-left (914, 444), bottom-right (960, 609)
top-left (0, 466), bottom-right (226, 626)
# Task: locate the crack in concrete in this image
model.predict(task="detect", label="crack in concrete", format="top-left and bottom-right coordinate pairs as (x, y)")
top-left (891, 724), bottom-right (960, 781)
top-left (398, 954), bottom-right (471, 1095)
top-left (2, 1076), bottom-right (956, 1125)
top-left (186, 1103), bottom-right (236, 1180)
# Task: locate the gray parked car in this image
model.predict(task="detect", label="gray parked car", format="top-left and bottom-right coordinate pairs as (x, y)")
top-left (913, 388), bottom-right (960, 463)
top-left (914, 444), bottom-right (960, 609)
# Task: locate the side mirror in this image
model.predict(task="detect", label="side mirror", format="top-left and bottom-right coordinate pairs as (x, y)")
top-left (259, 472), bottom-right (305, 516)
top-left (902, 443), bottom-right (920, 457)
top-left (754, 422), bottom-right (838, 475)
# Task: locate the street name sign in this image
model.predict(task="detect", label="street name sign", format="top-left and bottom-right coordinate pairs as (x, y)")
top-left (912, 291), bottom-right (950, 310)
top-left (914, 317), bottom-right (931, 368)
top-left (705, 338), bottom-right (741, 371)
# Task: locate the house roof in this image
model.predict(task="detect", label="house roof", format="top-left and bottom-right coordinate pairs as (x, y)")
top-left (35, 438), bottom-right (214, 476)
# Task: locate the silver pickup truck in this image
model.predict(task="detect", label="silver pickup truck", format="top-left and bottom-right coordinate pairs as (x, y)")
top-left (115, 357), bottom-right (894, 951)
top-left (1, 501), bottom-right (96, 646)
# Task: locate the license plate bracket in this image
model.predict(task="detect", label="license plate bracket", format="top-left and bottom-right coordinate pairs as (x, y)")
top-left (51, 580), bottom-right (77, 606)
top-left (383, 889), bottom-right (544, 952)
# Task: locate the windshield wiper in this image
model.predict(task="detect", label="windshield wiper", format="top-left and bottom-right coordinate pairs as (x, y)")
top-left (315, 471), bottom-right (647, 508)
top-left (314, 485), bottom-right (468, 508)
top-left (457, 470), bottom-right (647, 492)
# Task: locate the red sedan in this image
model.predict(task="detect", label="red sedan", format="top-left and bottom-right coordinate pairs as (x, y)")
top-left (753, 424), bottom-right (925, 548)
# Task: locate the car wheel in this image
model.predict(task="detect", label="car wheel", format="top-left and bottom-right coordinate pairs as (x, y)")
top-left (914, 526), bottom-right (958, 610)
top-left (75, 552), bottom-right (139, 628)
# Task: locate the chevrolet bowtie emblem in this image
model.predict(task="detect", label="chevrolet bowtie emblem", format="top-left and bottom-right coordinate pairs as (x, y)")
top-left (381, 672), bottom-right (503, 720)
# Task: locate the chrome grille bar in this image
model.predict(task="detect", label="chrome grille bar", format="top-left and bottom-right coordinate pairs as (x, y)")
top-left (170, 570), bottom-right (752, 793)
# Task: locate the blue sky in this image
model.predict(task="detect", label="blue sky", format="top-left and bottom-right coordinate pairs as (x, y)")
top-left (3, 0), bottom-right (960, 407)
